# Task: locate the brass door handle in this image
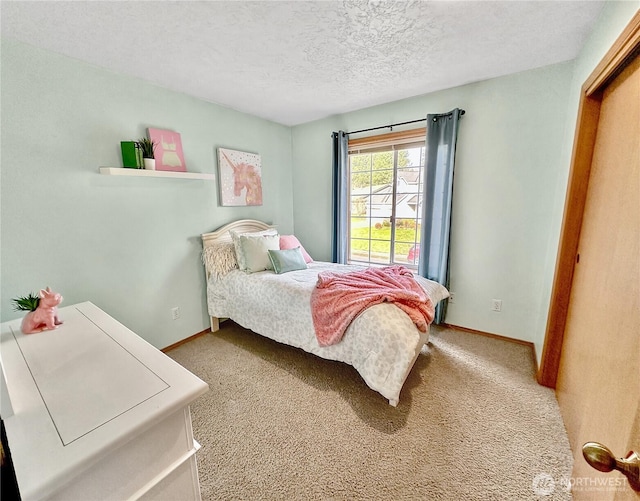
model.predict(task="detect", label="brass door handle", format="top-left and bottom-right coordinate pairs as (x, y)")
top-left (582, 442), bottom-right (640, 491)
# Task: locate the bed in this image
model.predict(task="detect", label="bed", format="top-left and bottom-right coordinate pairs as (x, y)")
top-left (201, 219), bottom-right (449, 406)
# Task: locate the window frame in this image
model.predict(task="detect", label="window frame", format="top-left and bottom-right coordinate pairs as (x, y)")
top-left (347, 127), bottom-right (426, 268)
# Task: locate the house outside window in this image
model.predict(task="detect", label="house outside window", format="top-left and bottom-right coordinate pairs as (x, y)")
top-left (348, 128), bottom-right (426, 268)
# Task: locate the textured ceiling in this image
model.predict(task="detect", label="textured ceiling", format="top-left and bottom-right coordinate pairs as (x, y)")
top-left (2, 1), bottom-right (604, 126)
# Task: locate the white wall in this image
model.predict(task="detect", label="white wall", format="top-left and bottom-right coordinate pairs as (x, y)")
top-left (292, 62), bottom-right (574, 345)
top-left (0, 39), bottom-right (294, 349)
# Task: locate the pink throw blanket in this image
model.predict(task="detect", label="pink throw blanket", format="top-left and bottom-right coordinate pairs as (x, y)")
top-left (310, 265), bottom-right (435, 347)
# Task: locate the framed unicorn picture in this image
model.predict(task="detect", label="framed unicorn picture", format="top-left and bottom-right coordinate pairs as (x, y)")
top-left (217, 148), bottom-right (263, 206)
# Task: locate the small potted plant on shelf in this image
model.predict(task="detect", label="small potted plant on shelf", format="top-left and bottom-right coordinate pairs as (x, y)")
top-left (136, 137), bottom-right (157, 170)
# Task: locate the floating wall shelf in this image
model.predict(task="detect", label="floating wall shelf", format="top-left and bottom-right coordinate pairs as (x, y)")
top-left (99, 167), bottom-right (215, 181)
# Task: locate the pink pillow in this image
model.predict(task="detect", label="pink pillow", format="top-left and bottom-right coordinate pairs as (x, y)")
top-left (280, 235), bottom-right (313, 263)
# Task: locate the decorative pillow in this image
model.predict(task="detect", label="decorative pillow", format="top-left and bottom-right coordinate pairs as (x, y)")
top-left (202, 242), bottom-right (238, 280)
top-left (418, 277), bottom-right (451, 304)
top-left (238, 234), bottom-right (281, 273)
top-left (268, 247), bottom-right (308, 274)
top-left (230, 228), bottom-right (278, 270)
top-left (279, 235), bottom-right (313, 263)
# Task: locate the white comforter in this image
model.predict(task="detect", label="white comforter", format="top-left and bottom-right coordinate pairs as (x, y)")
top-left (207, 261), bottom-right (449, 404)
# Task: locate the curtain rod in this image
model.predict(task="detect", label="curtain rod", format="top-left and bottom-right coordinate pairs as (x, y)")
top-left (345, 109), bottom-right (466, 136)
top-left (347, 118), bottom-right (426, 136)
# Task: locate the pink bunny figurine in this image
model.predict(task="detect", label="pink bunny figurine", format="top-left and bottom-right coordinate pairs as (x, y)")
top-left (21, 287), bottom-right (64, 334)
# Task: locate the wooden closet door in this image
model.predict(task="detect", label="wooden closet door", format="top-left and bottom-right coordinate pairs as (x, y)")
top-left (555, 51), bottom-right (639, 500)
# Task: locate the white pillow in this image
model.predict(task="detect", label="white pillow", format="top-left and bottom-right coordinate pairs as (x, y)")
top-left (229, 228), bottom-right (278, 270)
top-left (238, 234), bottom-right (280, 273)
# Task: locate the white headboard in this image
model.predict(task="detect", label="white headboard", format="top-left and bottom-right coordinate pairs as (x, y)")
top-left (201, 219), bottom-right (275, 249)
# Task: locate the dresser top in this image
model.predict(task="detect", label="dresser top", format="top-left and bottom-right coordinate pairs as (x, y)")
top-left (1, 301), bottom-right (209, 499)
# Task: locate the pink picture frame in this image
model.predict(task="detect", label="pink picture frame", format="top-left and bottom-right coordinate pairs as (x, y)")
top-left (147, 128), bottom-right (186, 172)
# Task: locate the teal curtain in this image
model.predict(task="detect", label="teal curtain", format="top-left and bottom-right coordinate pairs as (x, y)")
top-left (331, 131), bottom-right (348, 264)
top-left (418, 109), bottom-right (464, 323)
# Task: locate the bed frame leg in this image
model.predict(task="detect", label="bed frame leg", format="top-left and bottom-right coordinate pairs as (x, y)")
top-left (210, 316), bottom-right (220, 332)
top-left (388, 398), bottom-right (399, 407)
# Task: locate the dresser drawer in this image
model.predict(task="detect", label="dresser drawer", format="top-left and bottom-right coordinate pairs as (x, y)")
top-left (140, 452), bottom-right (201, 501)
top-left (49, 407), bottom-right (198, 500)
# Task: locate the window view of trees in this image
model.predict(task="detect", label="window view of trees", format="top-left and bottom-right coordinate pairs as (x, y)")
top-left (348, 138), bottom-right (425, 267)
top-left (350, 150), bottom-right (412, 189)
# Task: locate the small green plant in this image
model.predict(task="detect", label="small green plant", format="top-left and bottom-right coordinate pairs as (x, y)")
top-left (12, 292), bottom-right (40, 312)
top-left (136, 137), bottom-right (157, 159)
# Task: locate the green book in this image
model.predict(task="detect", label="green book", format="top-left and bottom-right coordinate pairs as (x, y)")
top-left (121, 141), bottom-right (141, 168)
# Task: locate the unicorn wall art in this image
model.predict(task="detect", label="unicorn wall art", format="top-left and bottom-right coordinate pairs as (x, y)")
top-left (217, 148), bottom-right (263, 206)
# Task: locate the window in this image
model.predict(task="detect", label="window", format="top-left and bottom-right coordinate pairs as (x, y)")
top-left (348, 128), bottom-right (426, 268)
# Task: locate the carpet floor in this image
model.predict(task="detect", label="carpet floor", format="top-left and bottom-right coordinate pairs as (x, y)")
top-left (167, 321), bottom-right (572, 500)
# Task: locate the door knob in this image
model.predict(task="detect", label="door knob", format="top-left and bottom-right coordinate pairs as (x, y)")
top-left (582, 442), bottom-right (640, 491)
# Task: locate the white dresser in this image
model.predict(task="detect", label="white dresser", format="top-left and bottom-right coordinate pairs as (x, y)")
top-left (0, 301), bottom-right (209, 500)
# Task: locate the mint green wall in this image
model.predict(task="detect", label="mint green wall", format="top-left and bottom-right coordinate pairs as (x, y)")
top-left (0, 40), bottom-right (293, 348)
top-left (534, 2), bottom-right (640, 366)
top-left (292, 62), bottom-right (575, 346)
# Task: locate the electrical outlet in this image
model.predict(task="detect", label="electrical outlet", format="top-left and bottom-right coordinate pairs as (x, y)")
top-left (491, 299), bottom-right (502, 312)
top-left (448, 292), bottom-right (455, 303)
top-left (171, 307), bottom-right (181, 320)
